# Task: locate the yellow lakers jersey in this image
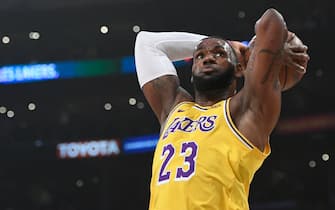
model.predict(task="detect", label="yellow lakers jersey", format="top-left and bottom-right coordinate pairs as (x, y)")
top-left (149, 98), bottom-right (271, 210)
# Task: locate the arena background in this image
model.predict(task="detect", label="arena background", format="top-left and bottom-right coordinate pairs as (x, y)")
top-left (0, 0), bottom-right (334, 209)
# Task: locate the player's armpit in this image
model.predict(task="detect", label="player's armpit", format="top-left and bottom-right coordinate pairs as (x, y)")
top-left (232, 8), bottom-right (287, 144)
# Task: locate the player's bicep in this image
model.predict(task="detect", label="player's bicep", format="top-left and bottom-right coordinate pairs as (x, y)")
top-left (240, 9), bottom-right (287, 133)
top-left (142, 75), bottom-right (192, 125)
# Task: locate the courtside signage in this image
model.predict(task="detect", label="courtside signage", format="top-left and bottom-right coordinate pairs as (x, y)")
top-left (57, 139), bottom-right (120, 159)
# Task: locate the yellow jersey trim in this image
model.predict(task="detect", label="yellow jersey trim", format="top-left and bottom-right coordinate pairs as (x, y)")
top-left (224, 98), bottom-right (271, 157)
top-left (160, 101), bottom-right (194, 138)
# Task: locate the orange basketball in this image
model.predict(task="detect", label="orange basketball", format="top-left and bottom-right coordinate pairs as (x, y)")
top-left (230, 33), bottom-right (307, 91)
top-left (279, 33), bottom-right (307, 91)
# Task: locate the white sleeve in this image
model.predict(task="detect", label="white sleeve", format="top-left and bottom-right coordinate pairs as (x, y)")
top-left (134, 31), bottom-right (207, 88)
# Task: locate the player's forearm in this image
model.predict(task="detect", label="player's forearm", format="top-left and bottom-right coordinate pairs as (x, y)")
top-left (255, 8), bottom-right (287, 51)
top-left (249, 8), bottom-right (288, 89)
top-left (134, 31), bottom-right (207, 87)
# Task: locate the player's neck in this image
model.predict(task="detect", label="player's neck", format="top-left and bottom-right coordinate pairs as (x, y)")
top-left (194, 88), bottom-right (234, 106)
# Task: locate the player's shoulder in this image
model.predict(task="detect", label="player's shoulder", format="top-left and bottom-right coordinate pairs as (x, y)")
top-left (170, 100), bottom-right (195, 113)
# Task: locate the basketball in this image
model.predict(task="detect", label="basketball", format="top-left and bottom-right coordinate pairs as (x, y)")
top-left (231, 32), bottom-right (308, 91)
top-left (279, 33), bottom-right (307, 91)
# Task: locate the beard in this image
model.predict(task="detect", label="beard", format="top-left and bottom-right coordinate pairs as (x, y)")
top-left (192, 64), bottom-right (235, 92)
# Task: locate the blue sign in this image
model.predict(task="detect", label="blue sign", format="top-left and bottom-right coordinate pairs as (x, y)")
top-left (0, 64), bottom-right (59, 84)
top-left (122, 134), bottom-right (159, 154)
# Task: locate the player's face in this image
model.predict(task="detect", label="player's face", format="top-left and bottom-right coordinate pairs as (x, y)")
top-left (191, 38), bottom-right (236, 92)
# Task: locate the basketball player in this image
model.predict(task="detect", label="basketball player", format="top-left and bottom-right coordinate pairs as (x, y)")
top-left (135, 8), bottom-right (309, 210)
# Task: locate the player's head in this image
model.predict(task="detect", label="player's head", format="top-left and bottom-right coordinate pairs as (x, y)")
top-left (191, 37), bottom-right (244, 93)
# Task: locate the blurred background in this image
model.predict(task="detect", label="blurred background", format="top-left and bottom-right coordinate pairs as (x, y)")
top-left (0, 0), bottom-right (334, 209)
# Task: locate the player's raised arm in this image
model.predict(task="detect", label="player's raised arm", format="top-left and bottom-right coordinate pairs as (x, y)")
top-left (134, 31), bottom-right (207, 124)
top-left (245, 31), bottom-right (309, 91)
top-left (230, 8), bottom-right (288, 150)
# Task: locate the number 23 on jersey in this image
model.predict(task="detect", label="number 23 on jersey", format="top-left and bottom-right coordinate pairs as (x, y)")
top-left (158, 141), bottom-right (198, 184)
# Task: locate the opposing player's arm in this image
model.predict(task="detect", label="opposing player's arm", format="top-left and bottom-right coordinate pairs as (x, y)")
top-left (135, 31), bottom-right (207, 124)
top-left (231, 8), bottom-right (288, 150)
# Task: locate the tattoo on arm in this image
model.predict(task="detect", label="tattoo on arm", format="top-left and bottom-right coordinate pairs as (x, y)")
top-left (259, 48), bottom-right (282, 85)
top-left (152, 77), bottom-right (176, 91)
top-left (152, 77), bottom-right (164, 89)
top-left (246, 53), bottom-right (255, 72)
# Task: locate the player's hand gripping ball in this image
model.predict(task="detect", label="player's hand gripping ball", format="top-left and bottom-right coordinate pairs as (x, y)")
top-left (241, 32), bottom-right (310, 91)
top-left (279, 32), bottom-right (309, 91)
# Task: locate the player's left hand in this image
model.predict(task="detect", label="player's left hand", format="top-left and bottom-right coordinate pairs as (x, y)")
top-left (228, 40), bottom-right (249, 69)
